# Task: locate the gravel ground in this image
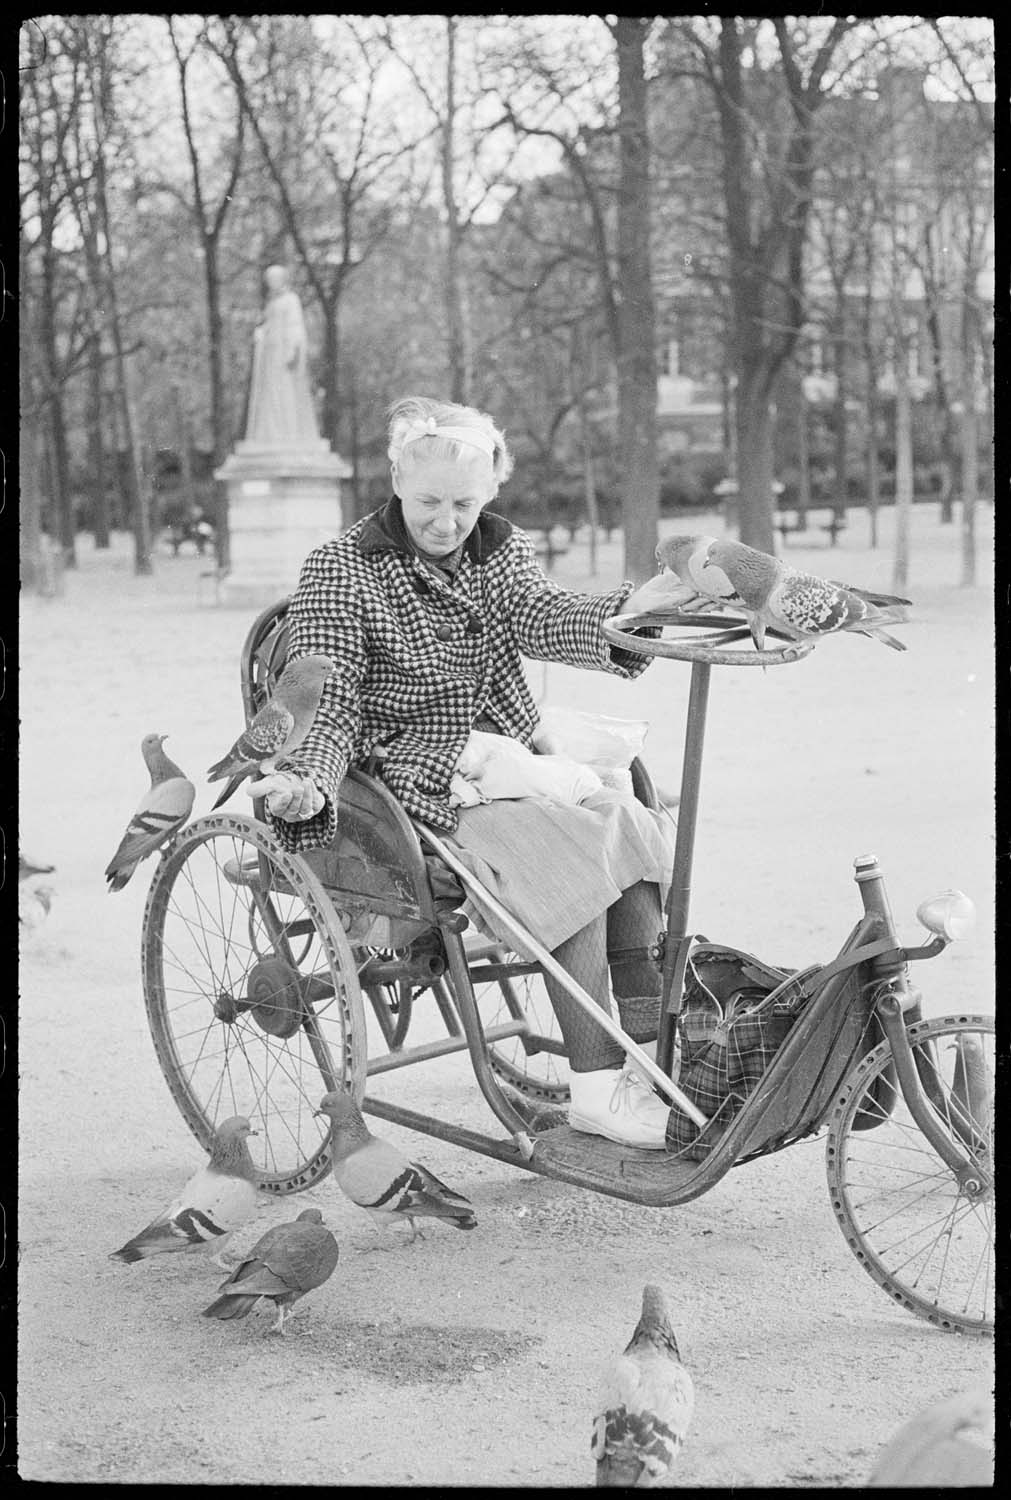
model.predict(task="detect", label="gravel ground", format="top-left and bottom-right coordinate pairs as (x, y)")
top-left (16, 503), bottom-right (994, 1485)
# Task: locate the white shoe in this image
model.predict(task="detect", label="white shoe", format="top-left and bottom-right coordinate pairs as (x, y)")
top-left (568, 1067), bottom-right (669, 1149)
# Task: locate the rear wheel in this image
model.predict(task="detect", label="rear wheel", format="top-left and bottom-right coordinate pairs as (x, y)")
top-left (825, 1014), bottom-right (994, 1336)
top-left (142, 813), bottom-right (367, 1194)
top-left (467, 940), bottom-right (570, 1102)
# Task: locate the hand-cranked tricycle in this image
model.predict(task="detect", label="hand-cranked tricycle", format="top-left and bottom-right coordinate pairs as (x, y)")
top-left (140, 599), bottom-right (993, 1336)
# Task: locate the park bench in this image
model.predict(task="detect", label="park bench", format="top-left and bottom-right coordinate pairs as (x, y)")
top-left (774, 508), bottom-right (848, 546)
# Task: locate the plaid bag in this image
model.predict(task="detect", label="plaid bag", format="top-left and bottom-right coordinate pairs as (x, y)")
top-left (666, 940), bottom-right (818, 1159)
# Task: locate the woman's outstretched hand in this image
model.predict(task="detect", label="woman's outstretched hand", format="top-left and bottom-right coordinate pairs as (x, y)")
top-left (622, 573), bottom-right (698, 616)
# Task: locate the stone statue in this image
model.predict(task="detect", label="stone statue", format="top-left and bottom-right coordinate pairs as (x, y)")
top-left (244, 265), bottom-right (321, 446)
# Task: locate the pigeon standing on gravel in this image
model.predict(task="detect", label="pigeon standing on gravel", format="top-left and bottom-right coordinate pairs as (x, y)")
top-left (315, 1088), bottom-right (477, 1242)
top-left (110, 1116), bottom-right (261, 1267)
top-left (207, 653), bottom-right (336, 809)
top-left (703, 538), bottom-right (911, 652)
top-left (655, 533), bottom-right (741, 610)
top-left (868, 1383), bottom-right (994, 1487)
top-left (591, 1284), bottom-right (695, 1488)
top-left (19, 851), bottom-right (57, 932)
top-left (201, 1208), bottom-right (339, 1334)
top-left (20, 852), bottom-right (56, 881)
top-left (104, 734), bottom-right (195, 891)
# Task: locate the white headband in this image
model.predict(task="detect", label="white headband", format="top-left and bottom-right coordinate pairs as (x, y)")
top-left (400, 416), bottom-right (497, 461)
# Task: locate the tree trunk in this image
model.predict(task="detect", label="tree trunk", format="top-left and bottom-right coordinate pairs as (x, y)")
top-left (580, 400), bottom-right (600, 577)
top-left (21, 405), bottom-right (46, 591)
top-left (48, 389), bottom-right (76, 565)
top-left (614, 16), bottom-right (659, 583)
top-left (959, 297), bottom-right (977, 587)
top-left (205, 239), bottom-right (230, 570)
top-left (38, 241), bottom-right (76, 567)
top-left (443, 17), bottom-right (467, 404)
top-left (795, 374), bottom-right (811, 529)
top-left (320, 304), bottom-right (340, 449)
top-left (735, 366), bottom-right (776, 551)
top-left (88, 338), bottom-right (111, 548)
top-left (865, 383), bottom-right (880, 549)
top-left (924, 298), bottom-right (957, 524)
top-left (90, 56), bottom-right (153, 577)
top-left (831, 331), bottom-right (848, 527)
top-left (892, 342), bottom-right (913, 592)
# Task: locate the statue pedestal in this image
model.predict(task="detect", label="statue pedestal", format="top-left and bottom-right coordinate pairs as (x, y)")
top-left (214, 440), bottom-right (352, 609)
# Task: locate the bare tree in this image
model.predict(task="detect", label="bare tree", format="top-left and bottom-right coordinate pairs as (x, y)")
top-left (20, 23), bottom-right (85, 567)
top-left (608, 16), bottom-right (660, 581)
top-left (163, 17), bottom-right (246, 569)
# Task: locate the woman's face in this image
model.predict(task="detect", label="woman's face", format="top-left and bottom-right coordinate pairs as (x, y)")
top-left (394, 451), bottom-right (496, 557)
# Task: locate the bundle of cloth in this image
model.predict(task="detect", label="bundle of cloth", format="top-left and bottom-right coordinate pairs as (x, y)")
top-left (449, 729), bottom-right (603, 808)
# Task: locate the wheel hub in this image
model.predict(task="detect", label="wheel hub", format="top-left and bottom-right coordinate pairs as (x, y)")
top-left (245, 957), bottom-right (306, 1039)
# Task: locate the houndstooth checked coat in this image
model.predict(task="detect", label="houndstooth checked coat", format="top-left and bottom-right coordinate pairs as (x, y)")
top-left (271, 497), bottom-right (656, 851)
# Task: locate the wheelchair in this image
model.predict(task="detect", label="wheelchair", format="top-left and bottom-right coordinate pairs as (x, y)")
top-left (140, 597), bottom-right (994, 1336)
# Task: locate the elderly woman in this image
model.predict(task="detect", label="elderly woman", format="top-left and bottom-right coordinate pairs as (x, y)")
top-left (251, 395), bottom-right (687, 1149)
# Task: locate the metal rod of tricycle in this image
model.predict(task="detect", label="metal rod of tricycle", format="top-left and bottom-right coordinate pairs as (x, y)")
top-left (364, 1019), bottom-right (530, 1076)
top-left (665, 658), bottom-right (711, 944)
top-left (414, 822), bottom-right (710, 1129)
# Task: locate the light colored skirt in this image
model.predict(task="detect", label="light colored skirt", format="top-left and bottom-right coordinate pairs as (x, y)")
top-left (444, 788), bottom-right (676, 956)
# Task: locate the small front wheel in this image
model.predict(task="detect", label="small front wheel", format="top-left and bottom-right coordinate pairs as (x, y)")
top-left (825, 1013), bottom-right (994, 1336)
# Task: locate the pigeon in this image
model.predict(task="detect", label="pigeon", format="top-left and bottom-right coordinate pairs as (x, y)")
top-left (206, 653), bottom-right (336, 809)
top-left (703, 538), bottom-right (911, 652)
top-left (655, 533), bottom-right (741, 609)
top-left (104, 733), bottom-right (195, 891)
top-left (949, 1033), bottom-right (992, 1156)
top-left (315, 1088), bottom-right (477, 1242)
top-left (868, 1383), bottom-right (994, 1487)
top-left (110, 1116), bottom-right (261, 1266)
top-left (591, 1284), bottom-right (695, 1488)
top-left (201, 1208), bottom-right (339, 1334)
top-left (19, 880), bottom-right (55, 933)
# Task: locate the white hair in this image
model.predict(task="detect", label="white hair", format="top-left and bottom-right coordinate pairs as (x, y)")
top-left (387, 395), bottom-right (514, 487)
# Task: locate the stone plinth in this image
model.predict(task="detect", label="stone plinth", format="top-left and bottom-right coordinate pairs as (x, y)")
top-left (214, 440), bottom-right (351, 609)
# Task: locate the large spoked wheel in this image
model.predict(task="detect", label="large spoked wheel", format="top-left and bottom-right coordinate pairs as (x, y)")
top-left (467, 939), bottom-right (571, 1103)
top-left (825, 1014), bottom-right (994, 1336)
top-left (142, 813), bottom-right (367, 1195)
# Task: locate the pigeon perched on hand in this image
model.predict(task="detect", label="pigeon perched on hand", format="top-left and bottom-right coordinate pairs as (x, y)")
top-left (206, 654), bottom-right (335, 809)
top-left (110, 1116), bottom-right (261, 1266)
top-left (315, 1088), bottom-right (477, 1242)
top-left (703, 538), bottom-right (911, 652)
top-left (868, 1383), bottom-right (994, 1487)
top-left (591, 1284), bottom-right (695, 1488)
top-left (655, 533), bottom-right (740, 609)
top-left (201, 1208), bottom-right (339, 1334)
top-left (104, 734), bottom-right (195, 891)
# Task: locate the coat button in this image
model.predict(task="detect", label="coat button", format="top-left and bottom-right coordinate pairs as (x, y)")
top-left (435, 624), bottom-right (453, 641)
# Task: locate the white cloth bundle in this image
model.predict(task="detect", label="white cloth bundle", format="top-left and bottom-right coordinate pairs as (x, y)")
top-left (449, 729), bottom-right (603, 808)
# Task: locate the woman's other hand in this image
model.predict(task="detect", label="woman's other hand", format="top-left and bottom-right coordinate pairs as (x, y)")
top-left (246, 771), bottom-right (325, 822)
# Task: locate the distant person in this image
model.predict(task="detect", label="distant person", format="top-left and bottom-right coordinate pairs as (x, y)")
top-left (246, 394), bottom-right (690, 1150)
top-left (245, 265), bottom-right (320, 446)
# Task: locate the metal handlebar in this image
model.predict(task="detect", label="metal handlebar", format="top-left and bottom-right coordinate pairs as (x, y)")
top-left (602, 609), bottom-right (816, 666)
